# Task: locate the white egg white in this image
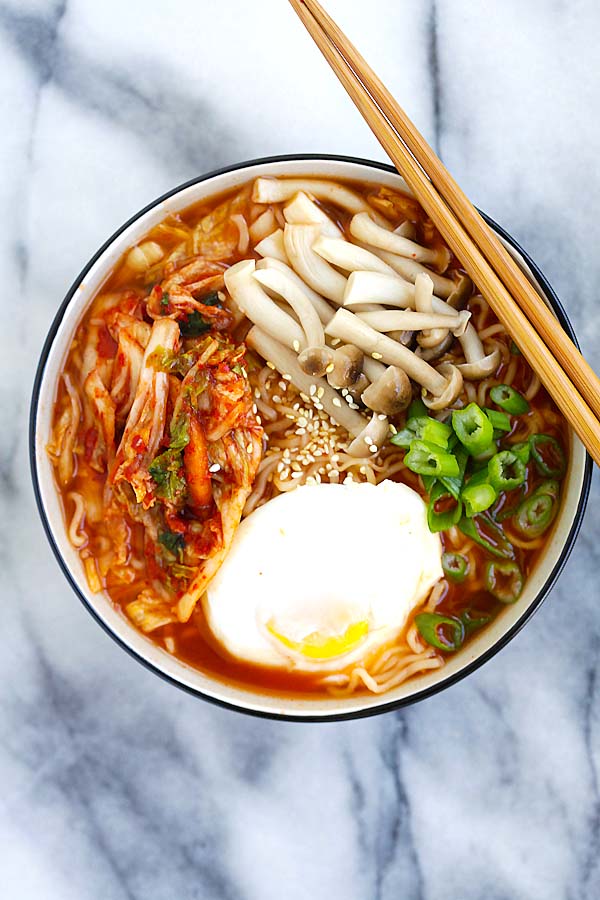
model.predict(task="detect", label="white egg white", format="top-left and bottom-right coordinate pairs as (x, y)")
top-left (203, 480), bottom-right (443, 673)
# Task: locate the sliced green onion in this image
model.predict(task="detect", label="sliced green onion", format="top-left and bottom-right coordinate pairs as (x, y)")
top-left (462, 481), bottom-right (497, 517)
top-left (460, 609), bottom-right (492, 634)
top-left (459, 513), bottom-right (515, 559)
top-left (415, 613), bottom-right (465, 652)
top-left (452, 403), bottom-right (494, 456)
top-left (442, 551), bottom-right (469, 583)
top-left (510, 441), bottom-right (531, 465)
top-left (484, 560), bottom-right (524, 603)
top-left (427, 482), bottom-right (463, 532)
top-left (484, 407), bottom-right (512, 432)
top-left (515, 493), bottom-right (557, 538)
top-left (407, 398), bottom-right (428, 420)
top-left (421, 474), bottom-right (436, 494)
top-left (408, 416), bottom-right (453, 448)
top-left (489, 384), bottom-right (530, 415)
top-left (390, 427), bottom-right (415, 449)
top-left (529, 434), bottom-right (566, 479)
top-left (404, 440), bottom-right (460, 478)
top-left (488, 450), bottom-right (526, 492)
top-left (438, 446), bottom-right (469, 501)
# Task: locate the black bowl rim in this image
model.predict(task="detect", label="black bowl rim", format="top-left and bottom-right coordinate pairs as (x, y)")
top-left (29, 153), bottom-right (593, 723)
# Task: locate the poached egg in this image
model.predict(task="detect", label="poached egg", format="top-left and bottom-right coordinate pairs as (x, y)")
top-left (203, 480), bottom-right (442, 673)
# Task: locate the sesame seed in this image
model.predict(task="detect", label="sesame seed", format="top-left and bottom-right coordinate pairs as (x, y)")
top-left (291, 471), bottom-right (303, 479)
top-left (297, 416), bottom-right (308, 427)
top-left (389, 423), bottom-right (398, 434)
top-left (272, 395), bottom-right (281, 404)
top-left (369, 444), bottom-right (378, 453)
top-left (317, 387), bottom-right (325, 399)
top-left (254, 388), bottom-right (261, 399)
top-left (293, 340), bottom-right (300, 352)
top-left (296, 428), bottom-right (306, 435)
top-left (309, 384), bottom-right (317, 395)
top-left (283, 373), bottom-right (292, 381)
top-left (266, 360), bottom-right (276, 369)
top-left (378, 414), bottom-right (387, 421)
top-left (330, 337), bottom-right (341, 346)
top-left (247, 443), bottom-right (253, 453)
top-left (332, 397), bottom-right (342, 407)
top-left (325, 363), bottom-right (335, 374)
top-left (371, 352), bottom-right (383, 360)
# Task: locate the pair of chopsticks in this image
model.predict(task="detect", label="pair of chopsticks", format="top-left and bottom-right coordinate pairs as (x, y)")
top-left (289, 0), bottom-right (600, 467)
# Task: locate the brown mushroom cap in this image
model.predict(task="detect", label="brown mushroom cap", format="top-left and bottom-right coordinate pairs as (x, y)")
top-left (361, 366), bottom-right (412, 416)
top-left (416, 332), bottom-right (454, 362)
top-left (446, 274), bottom-right (473, 310)
top-left (298, 346), bottom-right (334, 377)
top-left (327, 344), bottom-right (364, 389)
top-left (422, 363), bottom-right (464, 410)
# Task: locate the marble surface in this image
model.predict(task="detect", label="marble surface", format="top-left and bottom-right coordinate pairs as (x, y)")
top-left (2, 0), bottom-right (600, 897)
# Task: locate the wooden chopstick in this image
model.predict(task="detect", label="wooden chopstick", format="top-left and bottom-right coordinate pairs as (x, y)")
top-left (288, 0), bottom-right (600, 466)
top-left (299, 0), bottom-right (600, 427)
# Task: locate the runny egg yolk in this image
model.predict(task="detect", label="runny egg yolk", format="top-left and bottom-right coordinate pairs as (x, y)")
top-left (266, 619), bottom-right (369, 660)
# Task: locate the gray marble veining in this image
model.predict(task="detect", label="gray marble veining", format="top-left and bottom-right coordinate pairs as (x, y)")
top-left (2, 1), bottom-right (600, 897)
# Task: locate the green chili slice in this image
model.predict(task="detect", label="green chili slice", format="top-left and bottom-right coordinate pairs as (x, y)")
top-left (459, 512), bottom-right (515, 559)
top-left (407, 398), bottom-right (428, 420)
top-left (415, 613), bottom-right (465, 652)
top-left (409, 416), bottom-right (453, 448)
top-left (404, 440), bottom-right (460, 478)
top-left (462, 481), bottom-right (497, 517)
top-left (484, 407), bottom-right (512, 432)
top-left (489, 384), bottom-right (530, 415)
top-left (427, 482), bottom-right (463, 532)
top-left (460, 609), bottom-right (492, 634)
top-left (529, 434), bottom-right (566, 479)
top-left (438, 446), bottom-right (469, 501)
top-left (510, 441), bottom-right (531, 465)
top-left (452, 403), bottom-right (494, 456)
top-left (390, 427), bottom-right (415, 449)
top-left (442, 551), bottom-right (469, 583)
top-left (515, 493), bottom-right (557, 538)
top-left (533, 480), bottom-right (560, 501)
top-left (484, 560), bottom-right (524, 603)
top-left (488, 450), bottom-right (526, 492)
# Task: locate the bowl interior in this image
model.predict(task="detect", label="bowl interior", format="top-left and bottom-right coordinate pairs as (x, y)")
top-left (32, 157), bottom-right (590, 720)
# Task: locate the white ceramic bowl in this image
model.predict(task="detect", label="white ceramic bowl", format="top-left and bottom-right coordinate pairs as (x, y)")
top-left (30, 155), bottom-right (591, 721)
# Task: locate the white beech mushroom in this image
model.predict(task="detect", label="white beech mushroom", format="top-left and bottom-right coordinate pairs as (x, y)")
top-left (343, 270), bottom-right (414, 310)
top-left (414, 272), bottom-right (450, 349)
top-left (395, 221), bottom-right (417, 240)
top-left (361, 355), bottom-right (387, 382)
top-left (254, 229), bottom-right (289, 264)
top-left (446, 273), bottom-right (473, 310)
top-left (327, 344), bottom-right (364, 390)
top-left (283, 224), bottom-right (347, 304)
top-left (357, 309), bottom-right (470, 336)
top-left (361, 366), bottom-right (412, 416)
top-left (255, 257), bottom-right (334, 325)
top-left (249, 208), bottom-right (277, 244)
top-left (252, 177), bottom-right (391, 227)
top-left (350, 212), bottom-right (451, 273)
top-left (283, 191), bottom-right (343, 238)
top-left (253, 267), bottom-right (333, 377)
top-left (224, 260), bottom-right (305, 351)
top-left (324, 307), bottom-right (448, 395)
top-left (457, 323), bottom-right (501, 380)
top-left (354, 242), bottom-right (455, 298)
top-left (422, 362), bottom-right (464, 410)
top-left (347, 411), bottom-right (391, 457)
top-left (313, 236), bottom-right (397, 276)
top-left (246, 326), bottom-right (368, 439)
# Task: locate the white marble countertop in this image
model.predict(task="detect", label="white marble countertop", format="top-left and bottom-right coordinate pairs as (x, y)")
top-left (3, 1), bottom-right (600, 897)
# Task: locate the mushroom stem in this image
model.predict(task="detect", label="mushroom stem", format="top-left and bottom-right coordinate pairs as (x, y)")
top-left (224, 260), bottom-right (305, 351)
top-left (325, 307), bottom-right (447, 395)
top-left (283, 191), bottom-right (342, 238)
top-left (354, 241), bottom-right (455, 298)
top-left (343, 271), bottom-right (414, 309)
top-left (459, 323), bottom-right (486, 363)
top-left (395, 220), bottom-right (417, 240)
top-left (347, 411), bottom-right (390, 457)
top-left (246, 326), bottom-right (368, 438)
top-left (313, 236), bottom-right (396, 276)
top-left (255, 257), bottom-right (334, 325)
top-left (252, 177), bottom-right (391, 226)
top-left (254, 229), bottom-right (289, 264)
top-left (253, 267), bottom-right (333, 377)
top-left (357, 309), bottom-right (470, 335)
top-left (414, 272), bottom-right (449, 348)
top-left (283, 224), bottom-right (347, 304)
top-left (350, 212), bottom-right (451, 273)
